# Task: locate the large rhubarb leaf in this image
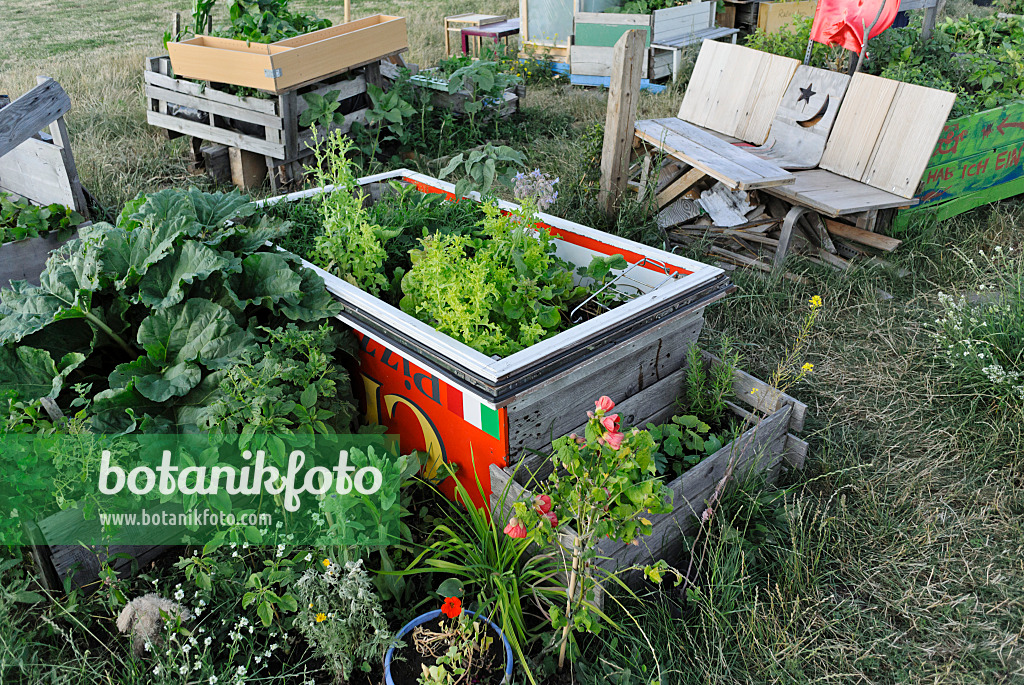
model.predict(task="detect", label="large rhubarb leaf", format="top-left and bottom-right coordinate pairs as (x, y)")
top-left (109, 356), bottom-right (202, 403)
top-left (277, 267), bottom-right (341, 322)
top-left (0, 347), bottom-right (84, 400)
top-left (136, 242), bottom-right (241, 310)
top-left (137, 299), bottom-right (254, 370)
top-left (226, 252), bottom-right (302, 310)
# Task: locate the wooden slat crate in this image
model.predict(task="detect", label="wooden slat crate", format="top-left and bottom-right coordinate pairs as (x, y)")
top-left (490, 351), bottom-right (808, 588)
top-left (145, 55), bottom-right (378, 189)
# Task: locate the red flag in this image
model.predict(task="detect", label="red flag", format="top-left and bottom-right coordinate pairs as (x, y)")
top-left (809, 0), bottom-right (901, 53)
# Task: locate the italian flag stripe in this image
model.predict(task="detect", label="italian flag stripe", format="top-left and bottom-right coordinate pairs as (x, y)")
top-left (446, 385), bottom-right (464, 418)
top-left (461, 393), bottom-right (501, 440)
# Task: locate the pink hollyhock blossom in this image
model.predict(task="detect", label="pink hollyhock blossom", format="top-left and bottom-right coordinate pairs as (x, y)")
top-left (503, 517), bottom-right (527, 538)
top-left (544, 511), bottom-right (558, 527)
top-left (595, 396), bottom-right (615, 414)
top-left (603, 431), bottom-right (625, 450)
top-left (533, 494), bottom-right (553, 514)
top-left (600, 414), bottom-right (620, 432)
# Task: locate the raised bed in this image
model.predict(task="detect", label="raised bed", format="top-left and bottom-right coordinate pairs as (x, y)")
top-left (899, 100), bottom-right (1024, 226)
top-left (409, 69), bottom-right (525, 119)
top-left (489, 351), bottom-right (808, 588)
top-left (756, 0), bottom-right (815, 34)
top-left (167, 14), bottom-right (408, 93)
top-left (145, 55), bottom-right (385, 189)
top-left (0, 224), bottom-right (88, 286)
top-left (258, 170), bottom-right (732, 505)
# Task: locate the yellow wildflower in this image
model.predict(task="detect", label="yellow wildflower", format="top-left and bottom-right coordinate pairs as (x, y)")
top-left (315, 612), bottom-right (327, 623)
top-left (809, 295), bottom-right (822, 309)
top-left (802, 362), bottom-right (814, 372)
top-left (322, 559), bottom-right (331, 567)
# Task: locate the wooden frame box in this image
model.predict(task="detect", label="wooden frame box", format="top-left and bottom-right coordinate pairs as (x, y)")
top-left (756, 0), bottom-right (816, 34)
top-left (257, 170), bottom-right (730, 505)
top-left (490, 351), bottom-right (808, 588)
top-left (167, 14), bottom-right (408, 93)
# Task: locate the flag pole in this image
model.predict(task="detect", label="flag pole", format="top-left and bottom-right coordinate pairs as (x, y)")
top-left (803, 0), bottom-right (821, 64)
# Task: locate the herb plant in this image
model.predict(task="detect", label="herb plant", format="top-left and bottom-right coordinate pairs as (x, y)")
top-left (298, 90), bottom-right (345, 130)
top-left (438, 144), bottom-right (526, 200)
top-left (683, 339), bottom-right (738, 425)
top-left (646, 414), bottom-right (725, 477)
top-left (0, 193), bottom-right (83, 244)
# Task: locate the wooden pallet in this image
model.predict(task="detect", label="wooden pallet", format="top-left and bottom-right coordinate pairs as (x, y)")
top-left (145, 55), bottom-right (392, 190)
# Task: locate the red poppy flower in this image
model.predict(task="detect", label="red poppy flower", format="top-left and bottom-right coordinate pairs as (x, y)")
top-left (441, 596), bottom-right (462, 619)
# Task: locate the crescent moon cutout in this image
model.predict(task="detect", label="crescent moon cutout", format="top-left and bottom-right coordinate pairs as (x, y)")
top-left (797, 94), bottom-right (830, 128)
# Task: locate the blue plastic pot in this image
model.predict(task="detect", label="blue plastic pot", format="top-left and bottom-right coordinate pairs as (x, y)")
top-left (384, 609), bottom-right (513, 685)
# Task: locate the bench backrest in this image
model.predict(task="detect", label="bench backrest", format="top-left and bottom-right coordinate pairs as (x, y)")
top-left (820, 72), bottom-right (956, 198)
top-left (678, 40), bottom-right (798, 145)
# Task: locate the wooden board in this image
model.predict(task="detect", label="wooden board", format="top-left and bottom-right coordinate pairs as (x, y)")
top-left (635, 117), bottom-right (795, 191)
top-left (751, 64), bottom-right (850, 170)
top-left (824, 219), bottom-right (902, 251)
top-left (571, 45), bottom-right (650, 78)
top-left (0, 229), bottom-right (80, 286)
top-left (652, 2), bottom-right (715, 44)
top-left (0, 78), bottom-right (71, 159)
top-left (822, 74), bottom-right (955, 198)
top-left (0, 136), bottom-right (76, 209)
top-left (678, 40), bottom-right (798, 145)
top-left (916, 140), bottom-right (1024, 208)
top-left (757, 0), bottom-right (816, 34)
top-left (574, 21), bottom-right (652, 47)
top-left (764, 168), bottom-right (916, 217)
top-left (168, 15), bottom-right (407, 93)
top-left (820, 73), bottom-right (899, 181)
top-left (862, 82), bottom-right (957, 198)
top-left (925, 101), bottom-right (1024, 168)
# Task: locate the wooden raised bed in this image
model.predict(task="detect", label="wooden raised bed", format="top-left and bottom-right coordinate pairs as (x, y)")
top-left (0, 224), bottom-right (90, 286)
top-left (898, 100), bottom-right (1024, 226)
top-left (756, 0), bottom-right (816, 34)
top-left (145, 55), bottom-right (387, 189)
top-left (167, 14), bottom-right (408, 93)
top-left (409, 70), bottom-right (525, 119)
top-left (258, 170), bottom-right (732, 506)
top-left (489, 351), bottom-right (808, 588)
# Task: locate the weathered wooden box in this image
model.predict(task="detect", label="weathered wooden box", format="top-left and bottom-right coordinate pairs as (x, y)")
top-left (0, 226), bottom-right (88, 286)
top-left (258, 170), bottom-right (731, 505)
top-left (409, 70), bottom-right (525, 119)
top-left (489, 351), bottom-right (808, 587)
top-left (145, 55), bottom-right (376, 188)
top-left (167, 14), bottom-right (408, 93)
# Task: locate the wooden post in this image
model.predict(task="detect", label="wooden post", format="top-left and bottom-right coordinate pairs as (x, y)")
top-left (598, 30), bottom-right (646, 217)
top-left (344, 0), bottom-right (351, 24)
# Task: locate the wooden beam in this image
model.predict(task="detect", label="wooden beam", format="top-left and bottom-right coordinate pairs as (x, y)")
top-left (599, 29), bottom-right (647, 216)
top-left (0, 78), bottom-right (71, 159)
top-left (344, 0), bottom-right (351, 24)
top-left (824, 218), bottom-right (901, 251)
top-left (656, 166), bottom-right (706, 208)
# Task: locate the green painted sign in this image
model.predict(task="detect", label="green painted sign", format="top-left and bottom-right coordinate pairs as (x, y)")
top-left (575, 21), bottom-right (652, 47)
top-left (917, 141), bottom-right (1024, 207)
top-left (926, 101), bottom-right (1024, 167)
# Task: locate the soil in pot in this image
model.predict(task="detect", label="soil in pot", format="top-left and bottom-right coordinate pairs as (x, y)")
top-left (390, 615), bottom-right (506, 685)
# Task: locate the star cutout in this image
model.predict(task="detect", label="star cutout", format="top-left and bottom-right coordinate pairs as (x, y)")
top-left (797, 84), bottom-right (816, 104)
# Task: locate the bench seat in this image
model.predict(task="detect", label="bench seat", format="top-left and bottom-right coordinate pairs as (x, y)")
top-left (762, 169), bottom-right (918, 218)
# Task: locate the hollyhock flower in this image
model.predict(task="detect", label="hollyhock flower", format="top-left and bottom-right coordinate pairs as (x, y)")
top-left (441, 596), bottom-right (462, 619)
top-left (600, 414), bottom-right (620, 432)
top-left (544, 511), bottom-right (558, 527)
top-left (595, 396), bottom-right (615, 414)
top-left (503, 517), bottom-right (527, 538)
top-left (603, 431), bottom-right (625, 450)
top-left (534, 494), bottom-right (553, 514)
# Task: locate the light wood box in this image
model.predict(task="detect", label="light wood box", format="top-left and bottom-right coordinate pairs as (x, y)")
top-left (167, 14), bottom-right (408, 93)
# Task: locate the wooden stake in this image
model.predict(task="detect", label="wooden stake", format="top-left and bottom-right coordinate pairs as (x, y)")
top-left (344, 0), bottom-right (351, 24)
top-left (598, 29), bottom-right (646, 217)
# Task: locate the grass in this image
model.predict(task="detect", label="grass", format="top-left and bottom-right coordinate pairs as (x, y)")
top-left (1, 1), bottom-right (1023, 683)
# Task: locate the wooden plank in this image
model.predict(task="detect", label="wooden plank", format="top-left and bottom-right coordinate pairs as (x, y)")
top-left (926, 101), bottom-right (1024, 167)
top-left (750, 65), bottom-right (850, 170)
top-left (0, 137), bottom-right (76, 208)
top-left (146, 110), bottom-right (285, 158)
top-left (574, 11), bottom-right (652, 26)
top-left (764, 168), bottom-right (916, 217)
top-left (0, 79), bottom-right (71, 159)
top-left (144, 65), bottom-right (279, 114)
top-left (0, 229), bottom-right (81, 286)
top-left (229, 147), bottom-right (268, 189)
top-left (599, 30), bottom-right (647, 215)
top-left (652, 2), bottom-right (714, 42)
top-left (656, 166), bottom-right (705, 208)
top-left (899, 173), bottom-right (1024, 225)
top-left (144, 84), bottom-right (284, 129)
top-left (570, 45), bottom-right (649, 78)
top-left (699, 182), bottom-right (754, 226)
top-left (820, 73), bottom-right (899, 181)
top-left (824, 218), bottom-right (901, 251)
top-left (734, 51), bottom-right (802, 145)
top-left (636, 118), bottom-right (794, 191)
top-left (862, 81), bottom-right (956, 198)
top-left (506, 311), bottom-right (705, 460)
top-left (575, 22), bottom-right (652, 47)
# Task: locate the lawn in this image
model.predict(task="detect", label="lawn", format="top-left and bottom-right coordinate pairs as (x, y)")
top-left (0, 0), bottom-right (1022, 683)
